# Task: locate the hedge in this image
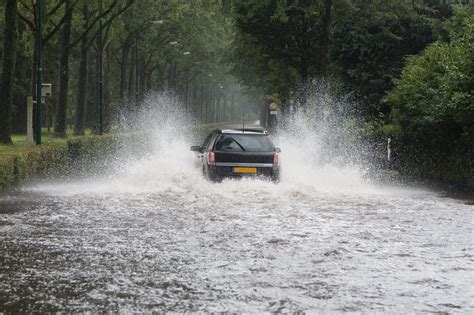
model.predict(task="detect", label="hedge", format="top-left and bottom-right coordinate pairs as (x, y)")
top-left (0, 133), bottom-right (149, 191)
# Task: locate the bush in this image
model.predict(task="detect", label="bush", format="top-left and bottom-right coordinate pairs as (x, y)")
top-left (0, 133), bottom-right (150, 191)
top-left (385, 6), bottom-right (473, 189)
top-left (0, 156), bottom-right (16, 189)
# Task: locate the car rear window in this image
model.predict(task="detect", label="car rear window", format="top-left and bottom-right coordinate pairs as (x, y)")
top-left (215, 134), bottom-right (274, 152)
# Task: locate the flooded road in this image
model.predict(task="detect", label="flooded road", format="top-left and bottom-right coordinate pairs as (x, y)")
top-left (1, 163), bottom-right (473, 313)
top-left (1, 103), bottom-right (473, 313)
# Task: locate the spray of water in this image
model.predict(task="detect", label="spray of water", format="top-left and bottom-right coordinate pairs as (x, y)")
top-left (274, 80), bottom-right (378, 194)
top-left (26, 88), bottom-right (407, 198)
top-left (276, 110), bottom-right (370, 193)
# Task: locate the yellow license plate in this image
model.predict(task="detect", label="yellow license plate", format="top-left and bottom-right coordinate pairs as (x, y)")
top-left (233, 167), bottom-right (257, 174)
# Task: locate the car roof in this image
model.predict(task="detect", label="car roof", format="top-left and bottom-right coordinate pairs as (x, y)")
top-left (215, 124), bottom-right (267, 135)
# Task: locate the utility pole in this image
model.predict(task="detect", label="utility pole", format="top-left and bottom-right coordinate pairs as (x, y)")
top-left (98, 0), bottom-right (104, 134)
top-left (35, 0), bottom-right (43, 145)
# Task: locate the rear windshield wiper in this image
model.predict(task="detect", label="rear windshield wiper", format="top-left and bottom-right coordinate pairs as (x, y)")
top-left (231, 139), bottom-right (246, 151)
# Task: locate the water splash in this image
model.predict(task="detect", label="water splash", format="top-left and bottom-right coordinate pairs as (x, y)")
top-left (276, 110), bottom-right (370, 193)
top-left (273, 80), bottom-right (378, 194)
top-left (25, 89), bottom-right (404, 198)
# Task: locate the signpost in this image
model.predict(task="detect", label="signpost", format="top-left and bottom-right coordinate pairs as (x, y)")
top-left (28, 83), bottom-right (52, 145)
top-left (267, 102), bottom-right (278, 133)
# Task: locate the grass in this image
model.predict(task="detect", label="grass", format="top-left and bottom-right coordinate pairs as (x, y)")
top-left (0, 128), bottom-right (93, 158)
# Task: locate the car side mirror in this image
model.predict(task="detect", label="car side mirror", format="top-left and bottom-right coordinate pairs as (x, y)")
top-left (190, 146), bottom-right (201, 152)
top-left (275, 147), bottom-right (281, 153)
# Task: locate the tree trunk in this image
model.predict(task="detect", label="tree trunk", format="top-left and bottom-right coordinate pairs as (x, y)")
top-left (139, 55), bottom-right (146, 98)
top-left (120, 41), bottom-right (130, 100)
top-left (104, 46), bottom-right (112, 130)
top-left (318, 0), bottom-right (332, 77)
top-left (192, 83), bottom-right (198, 119)
top-left (205, 86), bottom-right (210, 123)
top-left (214, 95), bottom-right (218, 123)
top-left (54, 0), bottom-right (73, 138)
top-left (298, 64), bottom-right (309, 108)
top-left (86, 48), bottom-right (98, 130)
top-left (145, 69), bottom-right (153, 92)
top-left (127, 46), bottom-right (135, 100)
top-left (74, 35), bottom-right (89, 136)
top-left (0, 0), bottom-right (18, 144)
top-left (91, 49), bottom-right (101, 133)
top-left (74, 2), bottom-right (89, 136)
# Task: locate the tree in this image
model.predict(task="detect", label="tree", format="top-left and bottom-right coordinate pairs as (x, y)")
top-left (0, 0), bottom-right (18, 144)
top-left (4, 0), bottom-right (248, 140)
top-left (233, 0), bottom-right (334, 106)
top-left (53, 0), bottom-right (74, 138)
top-left (18, 0), bottom-right (70, 100)
top-left (73, 1), bottom-right (91, 136)
top-left (73, 0), bottom-right (135, 135)
top-left (385, 3), bottom-right (474, 185)
top-left (53, 0), bottom-right (134, 137)
top-left (330, 0), bottom-right (438, 117)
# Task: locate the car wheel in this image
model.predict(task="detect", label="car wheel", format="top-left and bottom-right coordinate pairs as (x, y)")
top-left (202, 166), bottom-right (209, 179)
top-left (203, 166), bottom-right (222, 182)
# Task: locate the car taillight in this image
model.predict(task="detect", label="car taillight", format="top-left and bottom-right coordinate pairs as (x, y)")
top-left (207, 151), bottom-right (216, 165)
top-left (273, 152), bottom-right (280, 166)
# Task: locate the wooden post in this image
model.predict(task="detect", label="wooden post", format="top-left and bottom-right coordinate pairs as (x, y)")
top-left (27, 96), bottom-right (34, 145)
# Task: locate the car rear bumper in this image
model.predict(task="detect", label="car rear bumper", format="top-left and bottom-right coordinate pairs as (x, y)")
top-left (208, 164), bottom-right (280, 180)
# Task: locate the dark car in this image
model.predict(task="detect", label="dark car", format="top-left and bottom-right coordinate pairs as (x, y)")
top-left (191, 127), bottom-right (281, 181)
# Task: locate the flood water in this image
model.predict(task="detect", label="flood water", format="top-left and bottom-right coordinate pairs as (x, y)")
top-left (1, 103), bottom-right (473, 313)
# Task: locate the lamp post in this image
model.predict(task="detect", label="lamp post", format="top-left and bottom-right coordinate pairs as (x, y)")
top-left (35, 0), bottom-right (43, 145)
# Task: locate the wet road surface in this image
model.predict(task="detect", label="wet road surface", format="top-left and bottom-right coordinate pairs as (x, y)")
top-left (1, 167), bottom-right (473, 313)
top-left (1, 113), bottom-right (473, 313)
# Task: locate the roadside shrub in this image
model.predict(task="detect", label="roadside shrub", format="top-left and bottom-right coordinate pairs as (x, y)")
top-left (385, 8), bottom-right (473, 189)
top-left (0, 156), bottom-right (16, 189)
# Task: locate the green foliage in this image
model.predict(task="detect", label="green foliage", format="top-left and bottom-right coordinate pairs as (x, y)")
top-left (2, 0), bottom-right (240, 140)
top-left (0, 155), bottom-right (15, 189)
top-left (230, 0), bottom-right (456, 113)
top-left (385, 6), bottom-right (473, 187)
top-left (331, 0), bottom-right (438, 116)
top-left (0, 132), bottom-right (150, 190)
top-left (0, 142), bottom-right (69, 189)
top-left (232, 0), bottom-right (330, 96)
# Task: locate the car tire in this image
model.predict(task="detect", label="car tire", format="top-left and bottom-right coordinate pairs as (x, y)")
top-left (271, 172), bottom-right (280, 183)
top-left (203, 166), bottom-right (220, 182)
